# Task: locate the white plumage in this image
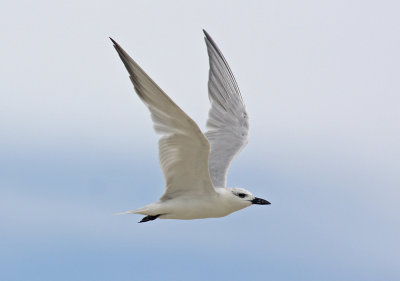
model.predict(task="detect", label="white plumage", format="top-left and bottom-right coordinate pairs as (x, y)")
top-left (110, 30), bottom-right (269, 223)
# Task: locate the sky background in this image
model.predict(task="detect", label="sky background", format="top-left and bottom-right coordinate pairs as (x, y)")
top-left (1, 0), bottom-right (399, 280)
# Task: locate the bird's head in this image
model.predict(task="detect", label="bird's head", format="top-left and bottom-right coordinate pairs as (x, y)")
top-left (228, 187), bottom-right (271, 207)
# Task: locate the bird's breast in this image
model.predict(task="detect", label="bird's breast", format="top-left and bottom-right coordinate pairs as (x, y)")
top-left (159, 195), bottom-right (236, 220)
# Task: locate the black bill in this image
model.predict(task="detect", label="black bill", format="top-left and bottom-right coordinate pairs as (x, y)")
top-left (251, 197), bottom-right (271, 205)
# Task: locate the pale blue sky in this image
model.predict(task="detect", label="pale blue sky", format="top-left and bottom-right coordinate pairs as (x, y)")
top-left (1, 0), bottom-right (399, 280)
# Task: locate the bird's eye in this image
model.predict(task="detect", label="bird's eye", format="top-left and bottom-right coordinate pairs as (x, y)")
top-left (238, 193), bottom-right (246, 198)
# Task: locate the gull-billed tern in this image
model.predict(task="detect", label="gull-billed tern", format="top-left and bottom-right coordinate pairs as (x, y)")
top-left (110, 30), bottom-right (270, 223)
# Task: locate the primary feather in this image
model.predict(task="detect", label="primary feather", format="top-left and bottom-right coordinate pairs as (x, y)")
top-left (203, 30), bottom-right (249, 188)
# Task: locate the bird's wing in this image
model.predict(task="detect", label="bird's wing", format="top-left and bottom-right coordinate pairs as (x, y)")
top-left (110, 38), bottom-right (216, 200)
top-left (203, 30), bottom-right (249, 188)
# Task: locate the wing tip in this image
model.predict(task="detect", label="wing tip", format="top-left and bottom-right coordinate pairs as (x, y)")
top-left (109, 37), bottom-right (125, 55)
top-left (109, 37), bottom-right (122, 54)
top-left (202, 29), bottom-right (214, 45)
top-left (203, 29), bottom-right (221, 49)
top-left (109, 37), bottom-right (118, 46)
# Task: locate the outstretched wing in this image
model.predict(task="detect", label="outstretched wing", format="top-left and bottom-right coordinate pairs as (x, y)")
top-left (110, 38), bottom-right (216, 200)
top-left (203, 30), bottom-right (249, 188)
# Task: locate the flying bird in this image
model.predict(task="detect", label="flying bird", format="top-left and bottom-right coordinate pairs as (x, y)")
top-left (110, 30), bottom-right (270, 223)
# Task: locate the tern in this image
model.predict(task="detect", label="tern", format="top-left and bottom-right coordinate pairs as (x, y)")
top-left (110, 30), bottom-right (270, 223)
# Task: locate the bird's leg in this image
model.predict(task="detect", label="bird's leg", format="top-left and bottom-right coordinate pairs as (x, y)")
top-left (138, 214), bottom-right (161, 223)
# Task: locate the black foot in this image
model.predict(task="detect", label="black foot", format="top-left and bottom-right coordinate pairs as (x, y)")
top-left (139, 214), bottom-right (161, 223)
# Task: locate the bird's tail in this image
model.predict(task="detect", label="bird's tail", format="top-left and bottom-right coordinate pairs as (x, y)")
top-left (113, 203), bottom-right (159, 216)
top-left (113, 210), bottom-right (136, 215)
